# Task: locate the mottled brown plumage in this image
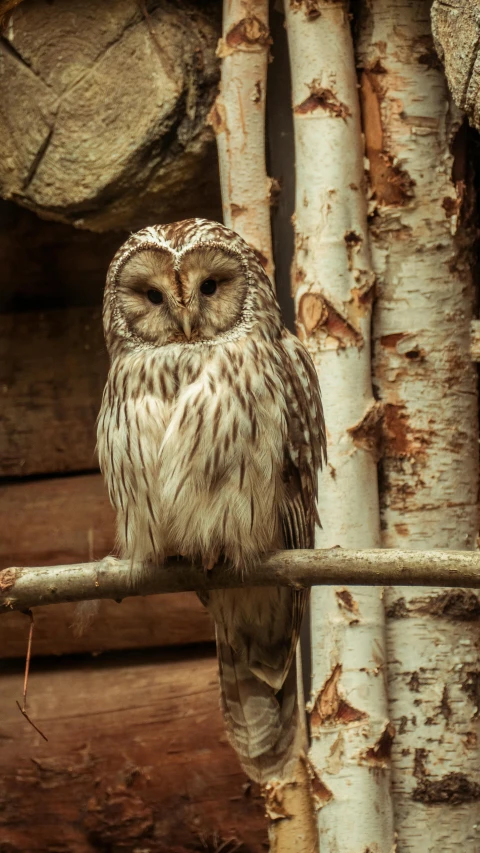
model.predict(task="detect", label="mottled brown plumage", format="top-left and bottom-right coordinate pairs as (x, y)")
top-left (98, 219), bottom-right (326, 782)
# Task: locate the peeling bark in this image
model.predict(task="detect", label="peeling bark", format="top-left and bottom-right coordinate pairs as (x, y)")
top-left (294, 81), bottom-right (352, 119)
top-left (310, 663), bottom-right (368, 727)
top-left (304, 588), bottom-right (394, 852)
top-left (357, 1), bottom-right (480, 849)
top-left (285, 1), bottom-right (395, 850)
top-left (361, 722), bottom-right (396, 769)
top-left (264, 755), bottom-right (318, 853)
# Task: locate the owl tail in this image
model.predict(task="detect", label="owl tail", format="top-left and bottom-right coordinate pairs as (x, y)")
top-left (211, 587), bottom-right (306, 784)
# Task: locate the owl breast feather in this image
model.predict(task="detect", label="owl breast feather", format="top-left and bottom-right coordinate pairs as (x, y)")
top-left (98, 339), bottom-right (288, 571)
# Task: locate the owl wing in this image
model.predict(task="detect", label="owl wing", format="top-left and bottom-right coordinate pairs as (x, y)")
top-left (274, 331), bottom-right (326, 680)
top-left (210, 332), bottom-right (326, 783)
top-left (277, 330), bottom-right (326, 549)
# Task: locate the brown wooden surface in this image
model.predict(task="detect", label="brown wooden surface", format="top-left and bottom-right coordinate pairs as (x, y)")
top-left (0, 0), bottom-right (221, 232)
top-left (0, 307), bottom-right (108, 476)
top-left (0, 472), bottom-right (115, 567)
top-left (1, 592), bottom-right (214, 659)
top-left (0, 473), bottom-right (213, 656)
top-left (0, 199), bottom-right (124, 314)
top-left (0, 647), bottom-right (267, 852)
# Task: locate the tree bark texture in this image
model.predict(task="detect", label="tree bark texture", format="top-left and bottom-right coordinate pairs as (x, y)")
top-left (431, 0), bottom-right (480, 130)
top-left (357, 1), bottom-right (480, 849)
top-left (210, 0), bottom-right (274, 279)
top-left (0, 648), bottom-right (268, 852)
top-left (0, 0), bottom-right (221, 232)
top-left (285, 2), bottom-right (395, 850)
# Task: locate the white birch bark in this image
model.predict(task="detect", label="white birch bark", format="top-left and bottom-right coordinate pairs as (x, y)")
top-left (285, 2), bottom-right (395, 850)
top-left (209, 0), bottom-right (274, 280)
top-left (357, 1), bottom-right (480, 849)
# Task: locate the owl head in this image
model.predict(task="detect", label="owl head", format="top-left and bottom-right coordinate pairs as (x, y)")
top-left (103, 219), bottom-right (282, 354)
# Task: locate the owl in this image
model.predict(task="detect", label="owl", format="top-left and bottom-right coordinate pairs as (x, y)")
top-left (97, 219), bottom-right (326, 783)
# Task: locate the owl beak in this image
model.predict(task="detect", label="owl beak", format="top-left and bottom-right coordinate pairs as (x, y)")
top-left (181, 312), bottom-right (192, 340)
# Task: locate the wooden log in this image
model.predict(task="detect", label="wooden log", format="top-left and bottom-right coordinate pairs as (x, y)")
top-left (0, 592), bottom-right (213, 659)
top-left (0, 0), bottom-right (221, 232)
top-left (0, 647), bottom-right (268, 852)
top-left (0, 474), bottom-right (213, 656)
top-left (0, 473), bottom-right (115, 567)
top-left (0, 307), bottom-right (108, 477)
top-left (431, 0), bottom-right (480, 129)
top-left (0, 200), bottom-right (124, 313)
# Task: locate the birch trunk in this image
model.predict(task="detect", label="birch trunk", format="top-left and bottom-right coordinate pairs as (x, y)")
top-left (357, 2), bottom-right (480, 850)
top-left (285, 2), bottom-right (395, 850)
top-left (212, 3), bottom-right (317, 849)
top-left (210, 0), bottom-right (274, 280)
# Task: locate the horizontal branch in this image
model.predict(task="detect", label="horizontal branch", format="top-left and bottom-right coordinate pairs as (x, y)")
top-left (2, 548), bottom-right (480, 614)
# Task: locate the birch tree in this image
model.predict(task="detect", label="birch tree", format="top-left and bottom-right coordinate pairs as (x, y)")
top-left (285, 2), bottom-right (395, 850)
top-left (210, 0), bottom-right (274, 281)
top-left (357, 1), bottom-right (480, 849)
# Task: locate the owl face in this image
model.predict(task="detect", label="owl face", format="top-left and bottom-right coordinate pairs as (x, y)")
top-left (115, 244), bottom-right (249, 345)
top-left (104, 219), bottom-right (282, 353)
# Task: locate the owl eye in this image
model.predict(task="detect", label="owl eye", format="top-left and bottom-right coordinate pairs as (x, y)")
top-left (146, 289), bottom-right (163, 305)
top-left (200, 278), bottom-right (217, 296)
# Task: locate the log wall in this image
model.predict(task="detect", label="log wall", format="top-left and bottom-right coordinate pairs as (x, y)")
top-left (0, 648), bottom-right (267, 852)
top-left (0, 72), bottom-right (264, 841)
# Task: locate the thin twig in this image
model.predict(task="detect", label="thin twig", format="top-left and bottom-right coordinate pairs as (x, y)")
top-left (16, 702), bottom-right (48, 742)
top-left (16, 612), bottom-right (48, 741)
top-left (22, 610), bottom-right (34, 711)
top-left (215, 840), bottom-right (242, 853)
